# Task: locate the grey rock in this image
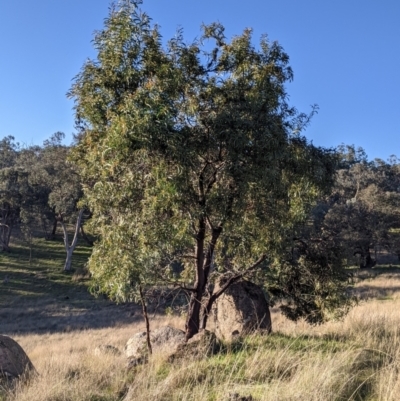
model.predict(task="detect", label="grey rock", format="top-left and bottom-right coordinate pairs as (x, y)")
top-left (0, 335), bottom-right (35, 381)
top-left (212, 279), bottom-right (272, 341)
top-left (125, 325), bottom-right (186, 359)
top-left (125, 332), bottom-right (148, 359)
top-left (126, 355), bottom-right (148, 370)
top-left (168, 330), bottom-right (219, 362)
top-left (94, 344), bottom-right (121, 356)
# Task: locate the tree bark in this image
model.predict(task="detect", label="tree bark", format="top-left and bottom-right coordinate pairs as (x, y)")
top-left (61, 210), bottom-right (84, 271)
top-left (359, 246), bottom-right (376, 269)
top-left (139, 285), bottom-right (152, 355)
top-left (185, 221), bottom-right (222, 340)
top-left (51, 218), bottom-right (58, 239)
top-left (185, 216), bottom-right (206, 340)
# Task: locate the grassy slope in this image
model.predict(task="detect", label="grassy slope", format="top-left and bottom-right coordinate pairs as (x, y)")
top-left (0, 232), bottom-right (140, 335)
top-left (2, 236), bottom-right (400, 400)
top-left (0, 235), bottom-right (91, 305)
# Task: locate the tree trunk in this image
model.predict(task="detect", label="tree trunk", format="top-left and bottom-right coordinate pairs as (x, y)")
top-left (139, 285), bottom-right (152, 355)
top-left (185, 216), bottom-right (206, 340)
top-left (0, 224), bottom-right (11, 252)
top-left (185, 222), bottom-right (222, 340)
top-left (359, 246), bottom-right (376, 269)
top-left (186, 288), bottom-right (205, 340)
top-left (61, 210), bottom-right (84, 271)
top-left (64, 248), bottom-right (74, 271)
top-left (51, 219), bottom-right (58, 239)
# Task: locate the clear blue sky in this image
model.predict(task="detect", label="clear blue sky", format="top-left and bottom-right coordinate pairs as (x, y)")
top-left (1, 0), bottom-right (399, 160)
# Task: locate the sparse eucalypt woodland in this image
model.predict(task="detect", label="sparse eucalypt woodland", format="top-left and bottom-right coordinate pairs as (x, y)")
top-left (69, 0), bottom-right (351, 340)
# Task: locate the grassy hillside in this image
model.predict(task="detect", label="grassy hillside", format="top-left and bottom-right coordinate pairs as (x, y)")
top-left (0, 232), bottom-right (140, 335)
top-left (2, 235), bottom-right (400, 400)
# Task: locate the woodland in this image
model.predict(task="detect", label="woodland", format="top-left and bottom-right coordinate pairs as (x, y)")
top-left (1, 1), bottom-right (400, 400)
top-left (2, 0), bottom-right (400, 338)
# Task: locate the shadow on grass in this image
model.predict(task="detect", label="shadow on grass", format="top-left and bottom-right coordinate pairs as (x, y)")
top-left (0, 296), bottom-right (143, 335)
top-left (353, 284), bottom-right (400, 300)
top-left (0, 234), bottom-right (145, 335)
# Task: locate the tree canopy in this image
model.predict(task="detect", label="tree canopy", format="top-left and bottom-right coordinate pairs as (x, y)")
top-left (69, 0), bottom-right (348, 339)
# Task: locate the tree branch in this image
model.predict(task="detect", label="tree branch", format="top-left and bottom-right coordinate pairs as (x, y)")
top-left (201, 253), bottom-right (268, 329)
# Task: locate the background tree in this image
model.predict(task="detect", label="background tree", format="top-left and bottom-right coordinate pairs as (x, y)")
top-left (0, 133), bottom-right (86, 270)
top-left (38, 133), bottom-right (84, 270)
top-left (69, 0), bottom-right (349, 339)
top-left (322, 146), bottom-right (400, 268)
top-left (0, 136), bottom-right (21, 251)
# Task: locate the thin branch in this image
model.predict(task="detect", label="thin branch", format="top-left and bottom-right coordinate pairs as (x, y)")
top-left (201, 253), bottom-right (268, 329)
top-left (198, 162), bottom-right (210, 201)
top-left (206, 215), bottom-right (214, 231)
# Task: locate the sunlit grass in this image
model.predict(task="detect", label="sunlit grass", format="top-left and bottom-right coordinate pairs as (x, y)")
top-left (3, 235), bottom-right (400, 400)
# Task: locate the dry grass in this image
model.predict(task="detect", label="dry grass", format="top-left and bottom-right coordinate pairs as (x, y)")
top-left (3, 315), bottom-right (184, 401)
top-left (3, 233), bottom-right (400, 401)
top-left (3, 273), bottom-right (400, 401)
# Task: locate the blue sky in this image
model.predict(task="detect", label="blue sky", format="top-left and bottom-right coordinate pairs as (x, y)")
top-left (1, 0), bottom-right (399, 160)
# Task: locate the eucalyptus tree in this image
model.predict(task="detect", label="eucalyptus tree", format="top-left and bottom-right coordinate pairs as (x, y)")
top-left (69, 0), bottom-right (344, 339)
top-left (17, 133), bottom-right (85, 270)
top-left (0, 136), bottom-right (21, 251)
top-left (37, 133), bottom-right (84, 270)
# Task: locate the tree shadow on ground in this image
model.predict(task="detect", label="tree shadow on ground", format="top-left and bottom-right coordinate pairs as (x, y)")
top-left (0, 288), bottom-right (144, 335)
top-left (0, 240), bottom-right (146, 335)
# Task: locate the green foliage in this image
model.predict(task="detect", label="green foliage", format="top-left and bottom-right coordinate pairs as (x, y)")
top-left (69, 0), bottom-right (344, 326)
top-left (269, 237), bottom-right (353, 324)
top-left (0, 133), bottom-right (83, 250)
top-left (323, 146), bottom-right (400, 268)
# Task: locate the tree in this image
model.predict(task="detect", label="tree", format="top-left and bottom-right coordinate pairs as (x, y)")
top-left (0, 136), bottom-right (21, 251)
top-left (69, 0), bottom-right (345, 339)
top-left (61, 209), bottom-right (84, 271)
top-left (324, 146), bottom-right (400, 268)
top-left (15, 133), bottom-right (85, 270)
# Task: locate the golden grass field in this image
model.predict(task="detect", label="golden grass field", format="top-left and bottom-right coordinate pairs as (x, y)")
top-left (2, 236), bottom-right (400, 400)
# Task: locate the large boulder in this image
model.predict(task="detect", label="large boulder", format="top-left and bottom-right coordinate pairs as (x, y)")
top-left (125, 325), bottom-right (185, 360)
top-left (212, 279), bottom-right (272, 341)
top-left (0, 335), bottom-right (35, 381)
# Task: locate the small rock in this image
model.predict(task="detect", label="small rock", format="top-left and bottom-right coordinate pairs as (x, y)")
top-left (94, 345), bottom-right (121, 356)
top-left (169, 330), bottom-right (219, 362)
top-left (125, 332), bottom-right (149, 359)
top-left (125, 326), bottom-right (186, 360)
top-left (126, 355), bottom-right (148, 370)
